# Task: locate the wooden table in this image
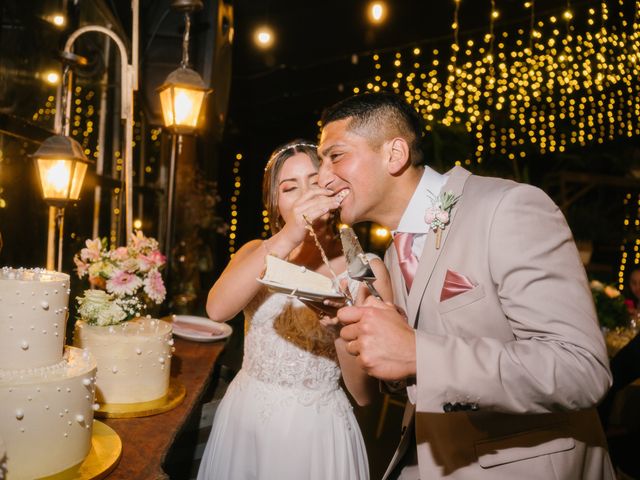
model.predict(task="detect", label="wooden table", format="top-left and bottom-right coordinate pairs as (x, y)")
top-left (102, 337), bottom-right (225, 479)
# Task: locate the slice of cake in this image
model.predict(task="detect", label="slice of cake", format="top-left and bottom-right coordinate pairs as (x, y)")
top-left (261, 255), bottom-right (338, 295)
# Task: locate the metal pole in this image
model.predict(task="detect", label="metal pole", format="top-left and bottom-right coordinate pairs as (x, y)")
top-left (47, 64), bottom-right (72, 270)
top-left (132, 0), bottom-right (139, 90)
top-left (92, 36), bottom-right (111, 239)
top-left (137, 114), bottom-right (146, 230)
top-left (46, 207), bottom-right (56, 270)
top-left (63, 23), bottom-right (137, 245)
top-left (56, 207), bottom-right (65, 272)
top-left (165, 134), bottom-right (179, 266)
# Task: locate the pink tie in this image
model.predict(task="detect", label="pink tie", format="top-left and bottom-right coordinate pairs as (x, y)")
top-left (394, 232), bottom-right (418, 291)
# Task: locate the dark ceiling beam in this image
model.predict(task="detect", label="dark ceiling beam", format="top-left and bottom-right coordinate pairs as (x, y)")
top-left (0, 113), bottom-right (54, 144)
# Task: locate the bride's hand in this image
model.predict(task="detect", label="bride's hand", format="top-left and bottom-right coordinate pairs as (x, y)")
top-left (278, 187), bottom-right (344, 245)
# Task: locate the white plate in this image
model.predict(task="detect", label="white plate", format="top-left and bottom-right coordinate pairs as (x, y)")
top-left (257, 278), bottom-right (346, 302)
top-left (170, 315), bottom-right (233, 342)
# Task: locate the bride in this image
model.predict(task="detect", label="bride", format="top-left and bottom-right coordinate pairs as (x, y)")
top-left (197, 139), bottom-right (393, 480)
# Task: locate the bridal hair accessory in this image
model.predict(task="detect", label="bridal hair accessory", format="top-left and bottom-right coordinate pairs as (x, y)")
top-left (425, 190), bottom-right (460, 249)
top-left (264, 142), bottom-right (318, 171)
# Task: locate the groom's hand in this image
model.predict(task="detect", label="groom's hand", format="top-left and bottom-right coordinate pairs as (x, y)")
top-left (317, 275), bottom-right (376, 327)
top-left (338, 297), bottom-right (417, 381)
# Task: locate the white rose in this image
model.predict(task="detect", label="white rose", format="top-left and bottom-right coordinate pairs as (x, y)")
top-left (77, 289), bottom-right (127, 326)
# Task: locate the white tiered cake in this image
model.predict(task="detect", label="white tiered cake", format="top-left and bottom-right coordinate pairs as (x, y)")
top-left (74, 317), bottom-right (173, 404)
top-left (0, 268), bottom-right (97, 479)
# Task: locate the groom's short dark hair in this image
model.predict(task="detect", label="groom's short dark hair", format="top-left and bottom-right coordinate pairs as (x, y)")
top-left (321, 92), bottom-right (425, 165)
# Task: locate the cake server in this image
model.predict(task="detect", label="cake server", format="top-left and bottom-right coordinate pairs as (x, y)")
top-left (301, 214), bottom-right (354, 306)
top-left (339, 226), bottom-right (382, 300)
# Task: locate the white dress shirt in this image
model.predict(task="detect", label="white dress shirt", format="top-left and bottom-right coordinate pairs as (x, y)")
top-left (392, 166), bottom-right (446, 407)
top-left (393, 166), bottom-right (447, 258)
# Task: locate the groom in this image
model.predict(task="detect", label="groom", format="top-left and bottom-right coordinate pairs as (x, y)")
top-left (317, 92), bottom-right (614, 479)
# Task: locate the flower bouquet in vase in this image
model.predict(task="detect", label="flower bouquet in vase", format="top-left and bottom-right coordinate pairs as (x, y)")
top-left (72, 231), bottom-right (181, 415)
top-left (590, 280), bottom-right (635, 356)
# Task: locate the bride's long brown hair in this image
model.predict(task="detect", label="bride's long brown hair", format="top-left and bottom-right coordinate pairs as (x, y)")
top-left (262, 140), bottom-right (340, 352)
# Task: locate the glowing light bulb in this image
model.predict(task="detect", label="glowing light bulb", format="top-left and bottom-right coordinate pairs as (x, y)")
top-left (173, 90), bottom-right (194, 125)
top-left (368, 2), bottom-right (387, 24)
top-left (45, 161), bottom-right (71, 195)
top-left (254, 26), bottom-right (274, 49)
top-left (45, 72), bottom-right (60, 85)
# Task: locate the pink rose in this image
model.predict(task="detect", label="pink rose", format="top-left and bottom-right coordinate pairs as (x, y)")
top-left (424, 208), bottom-right (438, 225)
top-left (436, 210), bottom-right (450, 224)
top-left (138, 250), bottom-right (166, 272)
top-left (147, 250), bottom-right (166, 268)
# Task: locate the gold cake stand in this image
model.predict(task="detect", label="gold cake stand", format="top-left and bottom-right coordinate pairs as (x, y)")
top-left (94, 378), bottom-right (186, 418)
top-left (40, 420), bottom-right (122, 480)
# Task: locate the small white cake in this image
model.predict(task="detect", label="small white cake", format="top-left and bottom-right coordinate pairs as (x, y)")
top-left (262, 255), bottom-right (337, 294)
top-left (0, 268), bottom-right (97, 480)
top-left (74, 317), bottom-right (173, 404)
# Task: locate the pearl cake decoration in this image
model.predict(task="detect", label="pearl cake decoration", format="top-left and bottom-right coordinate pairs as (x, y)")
top-left (0, 268), bottom-right (70, 370)
top-left (74, 317), bottom-right (173, 404)
top-left (0, 268), bottom-right (97, 479)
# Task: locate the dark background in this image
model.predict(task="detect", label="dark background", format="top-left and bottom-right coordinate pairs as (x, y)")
top-left (1, 0), bottom-right (639, 292)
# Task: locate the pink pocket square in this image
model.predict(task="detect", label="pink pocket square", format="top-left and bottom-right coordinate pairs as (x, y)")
top-left (440, 269), bottom-right (475, 302)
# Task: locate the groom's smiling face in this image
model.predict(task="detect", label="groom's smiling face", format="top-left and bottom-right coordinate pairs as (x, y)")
top-left (318, 118), bottom-right (388, 225)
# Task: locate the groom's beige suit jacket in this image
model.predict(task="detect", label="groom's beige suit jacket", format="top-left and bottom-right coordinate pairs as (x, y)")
top-left (382, 166), bottom-right (614, 479)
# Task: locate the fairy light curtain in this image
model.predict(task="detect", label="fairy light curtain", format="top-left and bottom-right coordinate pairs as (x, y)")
top-left (353, 0), bottom-right (639, 168)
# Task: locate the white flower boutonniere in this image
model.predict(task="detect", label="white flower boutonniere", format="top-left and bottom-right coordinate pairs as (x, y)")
top-left (425, 190), bottom-right (460, 249)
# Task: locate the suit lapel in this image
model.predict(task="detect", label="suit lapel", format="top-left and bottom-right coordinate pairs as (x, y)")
top-left (406, 166), bottom-right (471, 326)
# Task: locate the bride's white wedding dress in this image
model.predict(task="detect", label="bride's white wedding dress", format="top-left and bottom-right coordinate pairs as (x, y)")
top-left (197, 274), bottom-right (369, 480)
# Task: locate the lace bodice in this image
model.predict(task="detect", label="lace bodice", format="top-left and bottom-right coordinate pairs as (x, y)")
top-left (243, 285), bottom-right (342, 391)
top-left (242, 258), bottom-right (376, 393)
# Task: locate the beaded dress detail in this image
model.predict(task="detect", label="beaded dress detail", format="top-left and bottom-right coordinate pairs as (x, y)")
top-left (197, 270), bottom-right (371, 480)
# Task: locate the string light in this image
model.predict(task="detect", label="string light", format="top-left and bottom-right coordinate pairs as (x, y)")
top-left (352, 1), bottom-right (640, 282)
top-left (443, 0), bottom-right (461, 117)
top-left (228, 152), bottom-right (243, 256)
top-left (354, 1), bottom-right (640, 167)
top-left (618, 191), bottom-right (640, 290)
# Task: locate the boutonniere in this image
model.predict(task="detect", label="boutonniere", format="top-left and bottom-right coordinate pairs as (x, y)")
top-left (425, 190), bottom-right (460, 249)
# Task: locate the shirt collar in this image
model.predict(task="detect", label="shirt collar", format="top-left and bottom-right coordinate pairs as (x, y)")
top-left (395, 166), bottom-right (446, 235)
